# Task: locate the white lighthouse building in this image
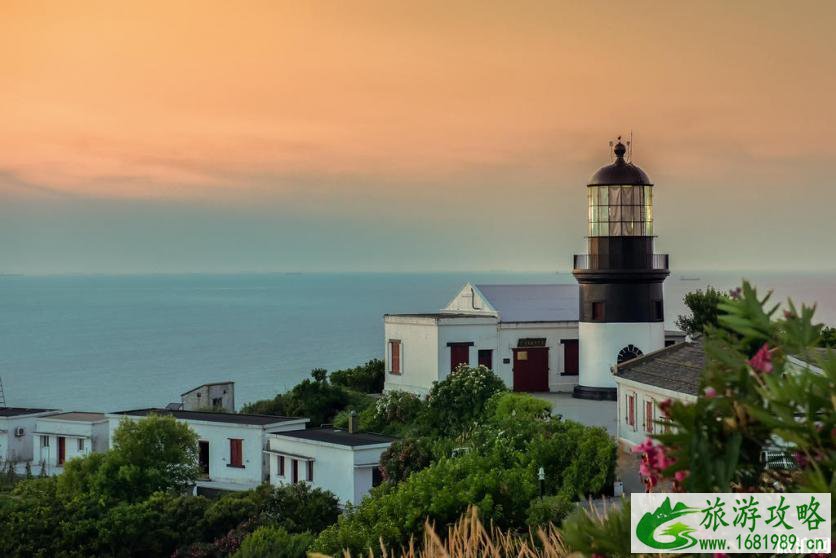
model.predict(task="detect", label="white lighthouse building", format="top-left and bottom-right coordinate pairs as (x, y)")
top-left (381, 138), bottom-right (680, 397)
top-left (572, 139), bottom-right (670, 400)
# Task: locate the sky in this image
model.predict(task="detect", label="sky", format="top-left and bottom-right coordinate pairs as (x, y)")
top-left (1, 1), bottom-right (835, 274)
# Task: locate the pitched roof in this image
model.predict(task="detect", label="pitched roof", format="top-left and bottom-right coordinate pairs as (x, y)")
top-left (112, 408), bottom-right (305, 426)
top-left (474, 284), bottom-right (579, 322)
top-left (0, 407), bottom-right (54, 417)
top-left (615, 341), bottom-right (706, 396)
top-left (274, 427), bottom-right (396, 447)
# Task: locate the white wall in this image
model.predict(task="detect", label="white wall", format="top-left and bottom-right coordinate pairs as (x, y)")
top-left (0, 413), bottom-right (50, 463)
top-left (383, 317), bottom-right (439, 395)
top-left (579, 322), bottom-right (665, 389)
top-left (497, 323), bottom-right (579, 392)
top-left (615, 378), bottom-right (696, 448)
top-left (442, 284), bottom-right (495, 314)
top-left (107, 415), bottom-right (306, 488)
top-left (435, 319), bottom-right (498, 381)
top-left (33, 417), bottom-right (105, 471)
top-left (384, 315), bottom-right (582, 394)
top-left (266, 435), bottom-right (391, 505)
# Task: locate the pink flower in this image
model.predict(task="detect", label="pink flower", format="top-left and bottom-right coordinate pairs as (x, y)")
top-left (714, 553), bottom-right (729, 558)
top-left (674, 470), bottom-right (688, 482)
top-left (728, 288), bottom-right (741, 300)
top-left (793, 452), bottom-right (809, 468)
top-left (748, 343), bottom-right (773, 374)
top-left (703, 386), bottom-right (717, 399)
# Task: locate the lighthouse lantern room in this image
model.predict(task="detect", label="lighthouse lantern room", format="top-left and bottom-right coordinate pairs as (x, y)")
top-left (572, 138), bottom-right (670, 400)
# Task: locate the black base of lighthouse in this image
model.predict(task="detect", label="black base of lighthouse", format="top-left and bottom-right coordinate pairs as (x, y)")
top-left (572, 385), bottom-right (617, 401)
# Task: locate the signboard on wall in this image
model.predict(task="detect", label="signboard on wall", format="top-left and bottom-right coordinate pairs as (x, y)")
top-left (517, 338), bottom-right (547, 348)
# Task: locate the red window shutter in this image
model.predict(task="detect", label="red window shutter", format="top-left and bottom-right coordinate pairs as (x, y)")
top-left (645, 401), bottom-right (654, 433)
top-left (230, 439), bottom-right (243, 467)
top-left (307, 461), bottom-right (313, 482)
top-left (390, 341), bottom-right (401, 374)
top-left (628, 395), bottom-right (635, 427)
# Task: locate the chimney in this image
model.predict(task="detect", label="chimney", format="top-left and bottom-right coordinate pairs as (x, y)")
top-left (348, 410), bottom-right (357, 434)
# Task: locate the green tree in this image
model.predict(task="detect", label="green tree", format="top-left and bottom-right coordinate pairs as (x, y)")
top-left (242, 369), bottom-right (352, 427)
top-left (233, 526), bottom-right (313, 558)
top-left (260, 482), bottom-right (340, 534)
top-left (675, 286), bottom-right (729, 336)
top-left (329, 359), bottom-right (385, 393)
top-left (60, 414), bottom-right (199, 502)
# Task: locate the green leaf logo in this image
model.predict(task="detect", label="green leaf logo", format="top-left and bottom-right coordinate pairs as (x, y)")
top-left (636, 497), bottom-right (700, 550)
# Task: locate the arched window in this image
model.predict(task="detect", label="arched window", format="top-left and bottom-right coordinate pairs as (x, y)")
top-left (617, 344), bottom-right (643, 364)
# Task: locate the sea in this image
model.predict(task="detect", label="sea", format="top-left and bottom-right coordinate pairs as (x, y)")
top-left (1, 271), bottom-right (834, 412)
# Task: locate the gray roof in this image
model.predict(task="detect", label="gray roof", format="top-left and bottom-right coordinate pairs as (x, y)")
top-left (275, 427), bottom-right (396, 447)
top-left (615, 341), bottom-right (706, 396)
top-left (41, 412), bottom-right (106, 423)
top-left (475, 284), bottom-right (579, 322)
top-left (113, 408), bottom-right (305, 426)
top-left (0, 407), bottom-right (54, 418)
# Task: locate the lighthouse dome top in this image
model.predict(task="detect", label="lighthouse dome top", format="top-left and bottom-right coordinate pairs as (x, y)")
top-left (588, 140), bottom-right (652, 186)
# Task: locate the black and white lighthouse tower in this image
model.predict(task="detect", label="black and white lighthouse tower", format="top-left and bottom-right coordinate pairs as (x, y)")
top-left (572, 138), bottom-right (669, 400)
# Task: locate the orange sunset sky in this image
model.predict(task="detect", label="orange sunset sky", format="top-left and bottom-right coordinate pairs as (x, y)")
top-left (2, 1), bottom-right (835, 273)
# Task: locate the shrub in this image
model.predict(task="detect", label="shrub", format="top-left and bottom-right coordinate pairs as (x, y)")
top-left (379, 437), bottom-right (434, 483)
top-left (329, 359), bottom-right (385, 393)
top-left (234, 526), bottom-right (313, 558)
top-left (261, 482), bottom-right (340, 534)
top-left (242, 369), bottom-right (351, 426)
top-left (560, 499), bottom-right (631, 558)
top-left (526, 494), bottom-right (574, 528)
top-left (423, 365), bottom-right (506, 434)
top-left (654, 281), bottom-right (835, 494)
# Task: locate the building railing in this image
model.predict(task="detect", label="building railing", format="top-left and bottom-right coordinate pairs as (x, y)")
top-left (573, 253), bottom-right (669, 271)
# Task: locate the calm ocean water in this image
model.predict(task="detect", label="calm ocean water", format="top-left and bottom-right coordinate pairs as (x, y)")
top-left (1, 271), bottom-right (834, 411)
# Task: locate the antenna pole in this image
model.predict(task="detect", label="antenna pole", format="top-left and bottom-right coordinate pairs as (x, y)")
top-left (629, 130), bottom-right (634, 162)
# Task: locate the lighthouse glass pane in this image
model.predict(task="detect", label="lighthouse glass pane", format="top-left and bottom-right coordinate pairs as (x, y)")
top-left (586, 184), bottom-right (654, 237)
top-left (598, 186), bottom-right (608, 205)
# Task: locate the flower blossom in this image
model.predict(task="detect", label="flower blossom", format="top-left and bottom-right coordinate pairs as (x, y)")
top-left (634, 438), bottom-right (675, 489)
top-left (704, 386), bottom-right (717, 399)
top-left (748, 343), bottom-right (773, 374)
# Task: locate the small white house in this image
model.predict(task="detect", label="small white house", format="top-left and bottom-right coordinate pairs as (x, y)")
top-left (384, 282), bottom-right (684, 395)
top-left (0, 407), bottom-right (55, 465)
top-left (265, 427), bottom-right (395, 505)
top-left (108, 409), bottom-right (308, 492)
top-left (613, 341), bottom-right (704, 449)
top-left (33, 412), bottom-right (110, 474)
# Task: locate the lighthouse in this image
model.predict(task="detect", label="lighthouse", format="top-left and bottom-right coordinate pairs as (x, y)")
top-left (572, 138), bottom-right (669, 400)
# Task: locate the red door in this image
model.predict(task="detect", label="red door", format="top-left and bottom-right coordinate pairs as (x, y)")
top-left (58, 436), bottom-right (66, 465)
top-left (562, 340), bottom-right (579, 375)
top-left (512, 348), bottom-right (549, 391)
top-left (450, 344), bottom-right (470, 372)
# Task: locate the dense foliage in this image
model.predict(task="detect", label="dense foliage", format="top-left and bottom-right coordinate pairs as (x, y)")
top-left (0, 417), bottom-right (340, 558)
top-left (328, 358), bottom-right (385, 393)
top-left (674, 285), bottom-right (729, 336)
top-left (657, 282), bottom-right (834, 494)
top-left (232, 526), bottom-right (313, 558)
top-left (241, 368), bottom-right (375, 427)
top-left (312, 391), bottom-right (616, 556)
top-left (423, 364), bottom-right (507, 435)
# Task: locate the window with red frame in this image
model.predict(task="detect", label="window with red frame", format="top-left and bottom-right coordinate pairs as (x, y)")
top-left (644, 400), bottom-right (654, 433)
